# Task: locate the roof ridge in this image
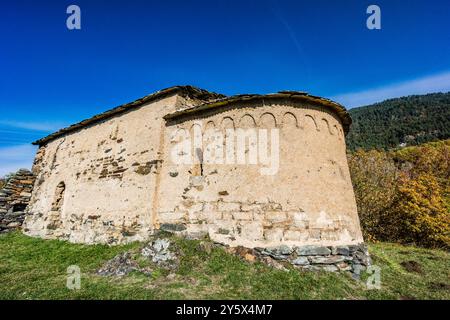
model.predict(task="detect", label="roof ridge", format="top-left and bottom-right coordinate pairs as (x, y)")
top-left (32, 85), bottom-right (224, 146)
top-left (164, 91), bottom-right (352, 134)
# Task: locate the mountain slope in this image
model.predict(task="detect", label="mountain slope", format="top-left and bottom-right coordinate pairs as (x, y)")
top-left (346, 92), bottom-right (450, 151)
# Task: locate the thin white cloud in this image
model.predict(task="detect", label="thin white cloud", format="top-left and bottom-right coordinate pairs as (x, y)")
top-left (330, 71), bottom-right (450, 108)
top-left (0, 144), bottom-right (37, 177)
top-left (0, 120), bottom-right (67, 132)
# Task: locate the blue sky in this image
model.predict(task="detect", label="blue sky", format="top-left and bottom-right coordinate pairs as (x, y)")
top-left (1, 0), bottom-right (450, 176)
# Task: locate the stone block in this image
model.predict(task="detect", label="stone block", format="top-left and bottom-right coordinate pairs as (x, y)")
top-left (264, 228), bottom-right (284, 242)
top-left (331, 245), bottom-right (350, 256)
top-left (189, 176), bottom-right (204, 187)
top-left (7, 222), bottom-right (21, 228)
top-left (232, 211), bottom-right (253, 221)
top-left (265, 211), bottom-right (287, 223)
top-left (203, 202), bottom-right (217, 212)
top-left (336, 261), bottom-right (352, 271)
top-left (291, 257), bottom-right (309, 266)
top-left (185, 223), bottom-right (209, 237)
top-left (19, 192), bottom-right (32, 198)
top-left (160, 223), bottom-right (187, 232)
top-left (262, 202), bottom-right (283, 211)
top-left (290, 212), bottom-right (309, 228)
top-left (189, 211), bottom-right (211, 223)
top-left (239, 221), bottom-right (263, 240)
top-left (284, 230), bottom-right (307, 241)
top-left (309, 229), bottom-right (321, 240)
top-left (187, 202), bottom-right (204, 213)
top-left (240, 204), bottom-right (261, 212)
top-left (321, 265), bottom-right (339, 272)
top-left (221, 212), bottom-right (233, 220)
top-left (214, 220), bottom-right (236, 233)
top-left (5, 212), bottom-right (24, 218)
top-left (261, 245), bottom-right (293, 260)
top-left (309, 255), bottom-right (346, 264)
top-left (218, 202), bottom-right (241, 212)
top-left (296, 245), bottom-right (331, 256)
top-left (158, 211), bottom-right (186, 223)
top-left (217, 228), bottom-right (230, 235)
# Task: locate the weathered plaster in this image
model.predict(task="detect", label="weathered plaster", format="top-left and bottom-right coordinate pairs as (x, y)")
top-left (24, 88), bottom-right (364, 251)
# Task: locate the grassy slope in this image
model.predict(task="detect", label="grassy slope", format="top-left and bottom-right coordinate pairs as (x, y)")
top-left (0, 232), bottom-right (449, 300)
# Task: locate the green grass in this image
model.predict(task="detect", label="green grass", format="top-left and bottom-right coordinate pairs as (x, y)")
top-left (0, 232), bottom-right (449, 300)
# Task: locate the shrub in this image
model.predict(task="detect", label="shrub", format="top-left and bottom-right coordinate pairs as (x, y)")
top-left (348, 149), bottom-right (399, 242)
top-left (348, 141), bottom-right (450, 248)
top-left (388, 173), bottom-right (450, 248)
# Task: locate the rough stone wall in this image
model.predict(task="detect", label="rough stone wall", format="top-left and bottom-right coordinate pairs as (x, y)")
top-left (23, 94), bottom-right (194, 244)
top-left (158, 99), bottom-right (363, 248)
top-left (230, 243), bottom-right (370, 273)
top-left (0, 169), bottom-right (35, 233)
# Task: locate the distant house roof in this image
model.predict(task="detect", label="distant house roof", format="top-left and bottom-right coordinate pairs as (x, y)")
top-left (32, 87), bottom-right (351, 146)
top-left (164, 91), bottom-right (352, 134)
top-left (32, 85), bottom-right (225, 146)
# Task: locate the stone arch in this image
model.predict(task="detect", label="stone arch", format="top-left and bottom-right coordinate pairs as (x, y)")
top-left (203, 120), bottom-right (221, 163)
top-left (221, 117), bottom-right (235, 130)
top-left (169, 127), bottom-right (191, 165)
top-left (259, 112), bottom-right (277, 128)
top-left (320, 118), bottom-right (333, 134)
top-left (204, 120), bottom-right (216, 132)
top-left (189, 122), bottom-right (203, 143)
top-left (221, 117), bottom-right (235, 164)
top-left (239, 114), bottom-right (256, 128)
top-left (304, 114), bottom-right (318, 131)
top-left (189, 121), bottom-right (203, 176)
top-left (282, 112), bottom-right (298, 128)
top-left (204, 120), bottom-right (216, 137)
top-left (333, 124), bottom-right (340, 138)
top-left (189, 122), bottom-right (203, 168)
top-left (170, 127), bottom-right (188, 144)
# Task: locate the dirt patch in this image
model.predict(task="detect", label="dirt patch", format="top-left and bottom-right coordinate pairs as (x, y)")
top-left (428, 282), bottom-right (450, 291)
top-left (400, 260), bottom-right (424, 274)
top-left (399, 295), bottom-right (416, 300)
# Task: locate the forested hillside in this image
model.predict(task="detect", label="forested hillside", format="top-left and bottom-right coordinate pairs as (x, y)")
top-left (346, 92), bottom-right (450, 151)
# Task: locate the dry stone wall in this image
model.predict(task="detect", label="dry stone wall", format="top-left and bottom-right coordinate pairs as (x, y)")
top-left (224, 243), bottom-right (370, 274)
top-left (0, 169), bottom-right (35, 233)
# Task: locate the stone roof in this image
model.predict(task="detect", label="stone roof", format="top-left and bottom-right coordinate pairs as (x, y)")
top-left (32, 87), bottom-right (351, 146)
top-left (164, 91), bottom-right (352, 134)
top-left (32, 86), bottom-right (225, 146)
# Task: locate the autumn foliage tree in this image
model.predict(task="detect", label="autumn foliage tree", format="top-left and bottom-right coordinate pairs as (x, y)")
top-left (348, 140), bottom-right (450, 248)
top-left (348, 149), bottom-right (399, 242)
top-left (389, 173), bottom-right (449, 247)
